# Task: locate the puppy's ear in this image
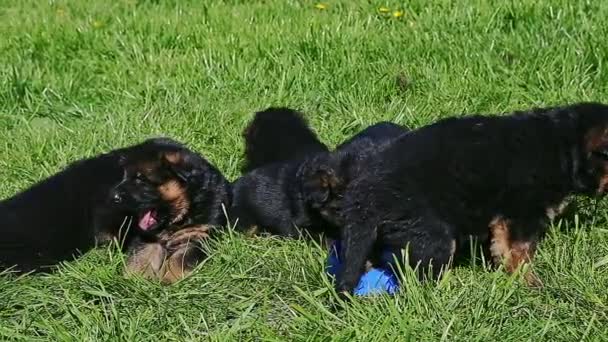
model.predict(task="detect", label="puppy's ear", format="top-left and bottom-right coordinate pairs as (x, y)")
top-left (302, 166), bottom-right (342, 207)
top-left (161, 150), bottom-right (205, 182)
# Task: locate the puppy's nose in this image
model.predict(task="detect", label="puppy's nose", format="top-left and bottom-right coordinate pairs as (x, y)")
top-left (112, 192), bottom-right (123, 204)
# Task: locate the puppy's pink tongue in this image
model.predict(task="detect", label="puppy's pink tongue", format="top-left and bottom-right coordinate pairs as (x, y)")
top-left (138, 210), bottom-right (158, 230)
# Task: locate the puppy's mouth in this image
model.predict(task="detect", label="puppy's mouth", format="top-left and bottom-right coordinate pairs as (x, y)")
top-left (138, 209), bottom-right (159, 231)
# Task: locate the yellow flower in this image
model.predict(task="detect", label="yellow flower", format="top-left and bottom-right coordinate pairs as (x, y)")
top-left (92, 20), bottom-right (104, 28)
top-left (379, 7), bottom-right (390, 13)
top-left (314, 3), bottom-right (327, 10)
top-left (392, 10), bottom-right (404, 18)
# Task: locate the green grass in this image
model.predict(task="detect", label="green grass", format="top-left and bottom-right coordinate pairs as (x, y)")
top-left (1, 0), bottom-right (608, 340)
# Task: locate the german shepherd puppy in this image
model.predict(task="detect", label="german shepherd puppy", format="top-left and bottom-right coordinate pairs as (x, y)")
top-left (335, 103), bottom-right (608, 294)
top-left (0, 137), bottom-right (230, 283)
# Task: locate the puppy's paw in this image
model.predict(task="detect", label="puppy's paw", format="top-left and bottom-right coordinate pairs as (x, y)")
top-left (125, 243), bottom-right (167, 280)
top-left (163, 224), bottom-right (212, 250)
top-left (158, 225), bottom-right (212, 284)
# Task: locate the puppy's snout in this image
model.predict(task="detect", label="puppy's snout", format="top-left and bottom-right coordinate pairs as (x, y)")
top-left (112, 192), bottom-right (123, 204)
top-left (109, 188), bottom-right (125, 204)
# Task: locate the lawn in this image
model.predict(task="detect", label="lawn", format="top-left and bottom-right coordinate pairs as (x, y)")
top-left (1, 0), bottom-right (608, 340)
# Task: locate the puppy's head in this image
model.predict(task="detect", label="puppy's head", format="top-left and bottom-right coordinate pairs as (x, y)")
top-left (300, 153), bottom-right (355, 227)
top-left (109, 138), bottom-right (214, 236)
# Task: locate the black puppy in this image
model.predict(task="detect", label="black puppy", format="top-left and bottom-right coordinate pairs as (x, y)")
top-left (0, 137), bottom-right (229, 281)
top-left (231, 108), bottom-right (407, 238)
top-left (335, 103), bottom-right (608, 294)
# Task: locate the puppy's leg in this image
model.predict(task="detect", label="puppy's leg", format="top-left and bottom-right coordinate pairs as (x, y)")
top-left (160, 224), bottom-right (211, 284)
top-left (489, 217), bottom-right (542, 287)
top-left (125, 237), bottom-right (167, 280)
top-left (231, 208), bottom-right (264, 237)
top-left (381, 217), bottom-right (456, 281)
top-left (124, 225), bottom-right (210, 283)
top-left (336, 220), bottom-right (378, 295)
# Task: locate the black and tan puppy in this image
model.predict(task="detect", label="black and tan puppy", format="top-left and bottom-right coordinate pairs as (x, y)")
top-left (0, 137), bottom-right (229, 283)
top-left (231, 107), bottom-right (408, 239)
top-left (335, 102), bottom-right (608, 294)
top-left (111, 138), bottom-right (231, 282)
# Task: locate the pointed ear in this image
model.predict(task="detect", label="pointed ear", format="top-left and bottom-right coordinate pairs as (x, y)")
top-left (162, 151), bottom-right (200, 182)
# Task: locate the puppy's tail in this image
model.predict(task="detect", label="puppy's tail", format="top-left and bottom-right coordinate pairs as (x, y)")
top-left (241, 107), bottom-right (328, 172)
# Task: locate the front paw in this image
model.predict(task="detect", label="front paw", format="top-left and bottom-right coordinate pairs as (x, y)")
top-left (162, 224), bottom-right (211, 251)
top-left (335, 279), bottom-right (356, 300)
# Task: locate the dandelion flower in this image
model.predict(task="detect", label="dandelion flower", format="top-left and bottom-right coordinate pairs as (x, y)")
top-left (314, 3), bottom-right (327, 10)
top-left (379, 7), bottom-right (390, 13)
top-left (392, 10), bottom-right (404, 18)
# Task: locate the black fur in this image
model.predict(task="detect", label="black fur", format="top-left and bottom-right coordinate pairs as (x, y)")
top-left (0, 137), bottom-right (230, 273)
top-left (335, 103), bottom-right (608, 293)
top-left (231, 109), bottom-right (408, 239)
top-left (241, 107), bottom-right (328, 172)
top-left (336, 121), bottom-right (408, 152)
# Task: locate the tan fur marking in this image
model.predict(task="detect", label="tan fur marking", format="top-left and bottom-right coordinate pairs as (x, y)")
top-left (159, 225), bottom-right (210, 284)
top-left (598, 173), bottom-right (608, 194)
top-left (158, 180), bottom-right (184, 201)
top-left (489, 216), bottom-right (511, 266)
top-left (124, 225), bottom-right (210, 284)
top-left (125, 243), bottom-right (167, 280)
top-left (158, 180), bottom-right (190, 224)
top-left (164, 152), bottom-right (183, 165)
top-left (244, 225), bottom-right (260, 237)
top-left (164, 225), bottom-right (210, 249)
top-left (489, 216), bottom-right (541, 287)
top-left (510, 241), bottom-right (542, 287)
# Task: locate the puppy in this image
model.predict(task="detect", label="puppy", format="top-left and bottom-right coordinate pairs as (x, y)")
top-left (231, 107), bottom-right (408, 239)
top-left (335, 103), bottom-right (608, 294)
top-left (110, 138), bottom-right (231, 282)
top-left (0, 137), bottom-right (229, 281)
